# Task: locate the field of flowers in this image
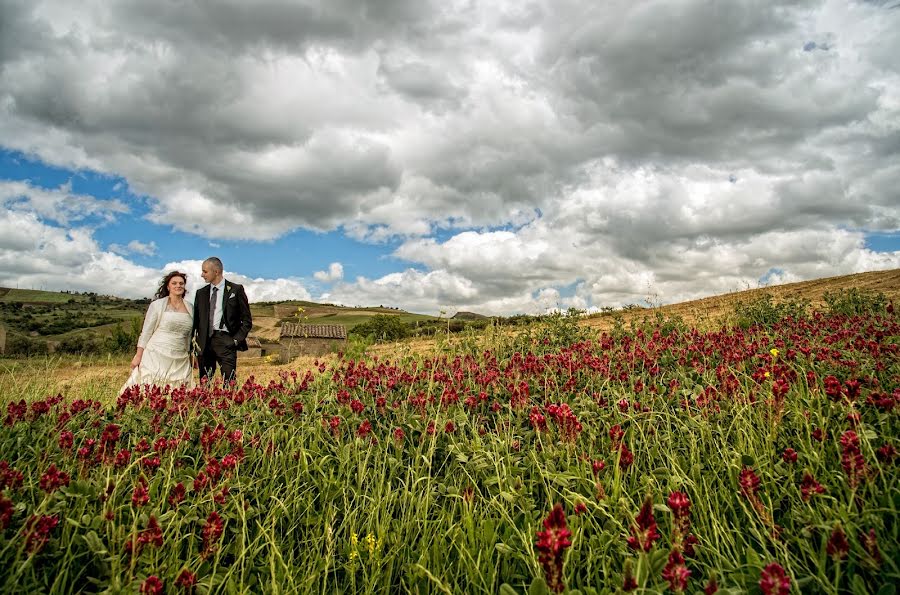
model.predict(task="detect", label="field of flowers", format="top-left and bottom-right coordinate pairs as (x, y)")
top-left (0, 298), bottom-right (897, 594)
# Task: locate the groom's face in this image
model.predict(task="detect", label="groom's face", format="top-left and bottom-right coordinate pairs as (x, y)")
top-left (201, 263), bottom-right (223, 285)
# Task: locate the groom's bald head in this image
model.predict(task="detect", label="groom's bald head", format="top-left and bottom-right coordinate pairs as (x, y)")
top-left (201, 257), bottom-right (224, 285)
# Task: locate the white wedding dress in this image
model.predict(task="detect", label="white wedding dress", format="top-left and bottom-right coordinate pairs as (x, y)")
top-left (120, 307), bottom-right (194, 393)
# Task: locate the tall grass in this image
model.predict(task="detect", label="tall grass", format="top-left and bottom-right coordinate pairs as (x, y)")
top-left (0, 306), bottom-right (897, 593)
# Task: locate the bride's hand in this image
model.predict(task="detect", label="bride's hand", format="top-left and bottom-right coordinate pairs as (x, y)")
top-left (131, 353), bottom-right (142, 369)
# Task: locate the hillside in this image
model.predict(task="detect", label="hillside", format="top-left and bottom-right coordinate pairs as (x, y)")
top-left (582, 268), bottom-right (900, 332)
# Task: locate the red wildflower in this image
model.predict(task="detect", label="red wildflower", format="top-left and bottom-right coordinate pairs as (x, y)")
top-left (0, 493), bottom-right (13, 530)
top-left (859, 528), bottom-right (882, 567)
top-left (356, 419), bottom-right (372, 438)
top-left (175, 569), bottom-right (197, 591)
top-left (574, 501), bottom-right (587, 515)
top-left (131, 479), bottom-right (149, 507)
top-left (826, 525), bottom-right (849, 561)
top-left (529, 406), bottom-right (547, 431)
top-left (168, 482), bottom-right (186, 507)
top-left (392, 427), bottom-right (405, 443)
top-left (444, 420), bottom-right (456, 433)
top-left (591, 459), bottom-right (606, 476)
top-left (839, 430), bottom-right (868, 489)
top-left (739, 467), bottom-right (760, 499)
top-left (662, 549), bottom-right (691, 593)
top-left (534, 503), bottom-right (572, 593)
top-left (667, 491), bottom-right (691, 518)
top-left (22, 514), bottom-right (58, 553)
top-left (58, 431), bottom-right (74, 450)
top-left (704, 576), bottom-right (718, 594)
top-left (201, 511), bottom-right (224, 557)
top-left (622, 559), bottom-right (638, 592)
top-left (140, 576), bottom-right (164, 595)
top-left (781, 448), bottom-right (797, 464)
top-left (811, 427), bottom-right (825, 442)
top-left (39, 464), bottom-right (70, 493)
top-left (876, 443), bottom-right (896, 463)
top-left (114, 448), bottom-right (131, 468)
top-left (627, 497), bottom-right (660, 552)
top-left (799, 472), bottom-right (825, 501)
top-left (0, 461), bottom-right (24, 490)
top-left (618, 444), bottom-right (634, 470)
top-left (759, 562), bottom-right (790, 595)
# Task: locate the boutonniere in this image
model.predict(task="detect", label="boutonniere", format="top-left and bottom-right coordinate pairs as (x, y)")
top-left (225, 284), bottom-right (231, 293)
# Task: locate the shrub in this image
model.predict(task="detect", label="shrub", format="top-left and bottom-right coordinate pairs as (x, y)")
top-left (734, 293), bottom-right (809, 328)
top-left (822, 288), bottom-right (888, 317)
top-left (350, 315), bottom-right (409, 342)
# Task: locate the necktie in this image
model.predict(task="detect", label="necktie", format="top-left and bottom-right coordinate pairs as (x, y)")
top-left (208, 286), bottom-right (218, 337)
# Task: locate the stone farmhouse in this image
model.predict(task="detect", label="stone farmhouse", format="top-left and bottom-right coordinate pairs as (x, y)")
top-left (279, 323), bottom-right (347, 360)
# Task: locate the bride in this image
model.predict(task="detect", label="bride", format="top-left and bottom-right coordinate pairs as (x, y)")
top-left (120, 271), bottom-right (195, 393)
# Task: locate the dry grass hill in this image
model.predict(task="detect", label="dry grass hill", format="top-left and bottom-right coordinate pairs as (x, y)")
top-left (582, 268), bottom-right (900, 333)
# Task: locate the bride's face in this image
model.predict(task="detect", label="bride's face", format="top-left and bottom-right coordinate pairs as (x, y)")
top-left (168, 276), bottom-right (186, 297)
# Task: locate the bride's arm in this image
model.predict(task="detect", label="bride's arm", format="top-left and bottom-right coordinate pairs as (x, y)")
top-left (132, 299), bottom-right (162, 368)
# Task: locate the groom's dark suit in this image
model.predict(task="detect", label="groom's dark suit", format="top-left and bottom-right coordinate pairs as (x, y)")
top-left (193, 280), bottom-right (252, 383)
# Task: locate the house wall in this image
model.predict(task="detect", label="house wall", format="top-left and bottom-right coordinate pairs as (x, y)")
top-left (281, 337), bottom-right (346, 361)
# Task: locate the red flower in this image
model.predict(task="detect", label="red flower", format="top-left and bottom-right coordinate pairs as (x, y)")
top-left (662, 550), bottom-right (691, 593)
top-left (529, 406), bottom-right (547, 431)
top-left (39, 464), bottom-right (70, 493)
top-left (627, 497), bottom-right (660, 552)
top-left (667, 491), bottom-right (691, 519)
top-left (574, 501), bottom-right (587, 515)
top-left (799, 472), bottom-right (825, 501)
top-left (131, 480), bottom-right (149, 507)
top-left (392, 427), bottom-right (405, 443)
top-left (175, 569), bottom-right (197, 591)
top-left (356, 419), bottom-right (372, 438)
top-left (781, 448), bottom-right (797, 464)
top-left (535, 503), bottom-right (572, 593)
top-left (0, 493), bottom-right (14, 530)
top-left (840, 430), bottom-right (868, 489)
top-left (876, 443), bottom-right (896, 463)
top-left (58, 431), bottom-right (74, 450)
top-left (826, 525), bottom-right (849, 561)
top-left (622, 559), bottom-right (638, 592)
top-left (704, 576), bottom-right (718, 594)
top-left (618, 444), bottom-right (634, 470)
top-left (591, 459), bottom-right (606, 476)
top-left (168, 482), bottom-right (186, 507)
top-left (739, 467), bottom-right (760, 499)
top-left (859, 528), bottom-right (882, 567)
top-left (140, 576), bottom-right (164, 595)
top-left (444, 420), bottom-right (456, 433)
top-left (114, 448), bottom-right (131, 468)
top-left (22, 514), bottom-right (58, 553)
top-left (201, 511), bottom-right (224, 557)
top-left (759, 562), bottom-right (790, 595)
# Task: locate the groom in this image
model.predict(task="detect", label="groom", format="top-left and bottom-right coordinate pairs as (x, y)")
top-left (192, 257), bottom-right (252, 384)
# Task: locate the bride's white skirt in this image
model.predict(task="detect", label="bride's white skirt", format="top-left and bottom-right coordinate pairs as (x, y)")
top-left (120, 312), bottom-right (194, 393)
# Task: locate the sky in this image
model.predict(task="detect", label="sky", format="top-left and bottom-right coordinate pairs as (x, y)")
top-left (1, 0), bottom-right (899, 316)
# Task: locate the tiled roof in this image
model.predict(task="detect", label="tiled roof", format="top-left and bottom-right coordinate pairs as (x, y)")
top-left (280, 323), bottom-right (347, 339)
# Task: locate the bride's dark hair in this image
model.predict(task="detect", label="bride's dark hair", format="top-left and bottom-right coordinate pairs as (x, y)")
top-left (155, 271), bottom-right (188, 299)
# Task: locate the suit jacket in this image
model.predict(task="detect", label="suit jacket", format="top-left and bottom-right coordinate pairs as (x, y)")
top-left (192, 280), bottom-right (252, 353)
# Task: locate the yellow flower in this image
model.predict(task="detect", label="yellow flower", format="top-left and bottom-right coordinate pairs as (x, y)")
top-left (365, 532), bottom-right (376, 557)
top-left (764, 371), bottom-right (770, 378)
top-left (770, 348), bottom-right (779, 358)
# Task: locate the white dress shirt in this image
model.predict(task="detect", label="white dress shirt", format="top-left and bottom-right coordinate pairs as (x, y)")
top-left (211, 279), bottom-right (227, 331)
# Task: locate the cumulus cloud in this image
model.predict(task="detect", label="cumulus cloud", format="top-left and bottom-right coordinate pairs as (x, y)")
top-left (313, 262), bottom-right (344, 282)
top-left (109, 240), bottom-right (158, 257)
top-left (1, 0), bottom-right (899, 314)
